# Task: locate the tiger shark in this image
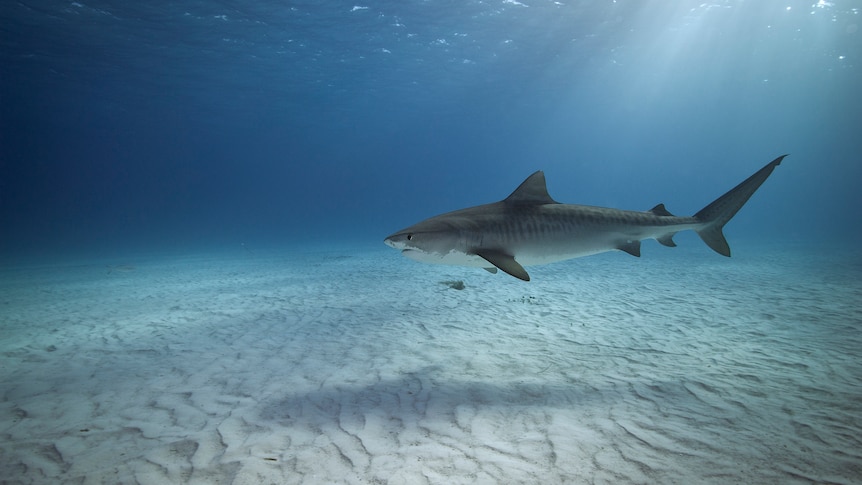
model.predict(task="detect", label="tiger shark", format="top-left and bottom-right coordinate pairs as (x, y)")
top-left (384, 155), bottom-right (785, 281)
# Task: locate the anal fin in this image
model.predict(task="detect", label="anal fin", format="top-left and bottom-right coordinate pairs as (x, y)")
top-left (657, 233), bottom-right (677, 247)
top-left (475, 250), bottom-right (530, 281)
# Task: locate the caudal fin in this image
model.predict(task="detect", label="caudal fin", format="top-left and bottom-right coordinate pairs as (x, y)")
top-left (694, 155), bottom-right (786, 256)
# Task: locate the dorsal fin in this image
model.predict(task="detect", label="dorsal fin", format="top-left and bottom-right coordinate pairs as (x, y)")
top-left (504, 171), bottom-right (559, 205)
top-left (649, 203), bottom-right (675, 217)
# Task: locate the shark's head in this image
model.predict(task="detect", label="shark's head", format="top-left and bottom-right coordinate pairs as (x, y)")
top-left (384, 218), bottom-right (468, 264)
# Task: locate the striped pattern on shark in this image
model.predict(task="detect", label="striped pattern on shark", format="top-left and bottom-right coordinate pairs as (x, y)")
top-left (384, 155), bottom-right (786, 281)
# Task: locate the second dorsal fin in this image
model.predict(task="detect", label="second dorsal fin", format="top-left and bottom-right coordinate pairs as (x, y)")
top-left (649, 203), bottom-right (675, 217)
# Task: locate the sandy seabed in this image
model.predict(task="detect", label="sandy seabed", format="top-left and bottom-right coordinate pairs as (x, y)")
top-left (1, 241), bottom-right (860, 484)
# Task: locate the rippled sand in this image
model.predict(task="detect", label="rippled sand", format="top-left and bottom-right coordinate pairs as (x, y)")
top-left (1, 242), bottom-right (860, 484)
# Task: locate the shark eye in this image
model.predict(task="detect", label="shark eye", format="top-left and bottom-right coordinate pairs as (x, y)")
top-left (406, 233), bottom-right (414, 241)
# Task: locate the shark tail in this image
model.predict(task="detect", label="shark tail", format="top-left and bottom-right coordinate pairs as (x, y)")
top-left (693, 155), bottom-right (786, 257)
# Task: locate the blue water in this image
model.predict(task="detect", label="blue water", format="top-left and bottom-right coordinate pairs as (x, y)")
top-left (2, 4), bottom-right (862, 483)
top-left (1, 1), bottom-right (860, 259)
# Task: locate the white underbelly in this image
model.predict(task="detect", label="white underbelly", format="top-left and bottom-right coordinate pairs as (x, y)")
top-left (402, 249), bottom-right (489, 267)
top-left (401, 223), bottom-right (699, 269)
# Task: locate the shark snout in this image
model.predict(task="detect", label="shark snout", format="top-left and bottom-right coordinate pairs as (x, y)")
top-left (384, 235), bottom-right (403, 249)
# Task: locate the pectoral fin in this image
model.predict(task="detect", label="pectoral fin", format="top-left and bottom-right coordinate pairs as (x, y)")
top-left (475, 250), bottom-right (530, 281)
